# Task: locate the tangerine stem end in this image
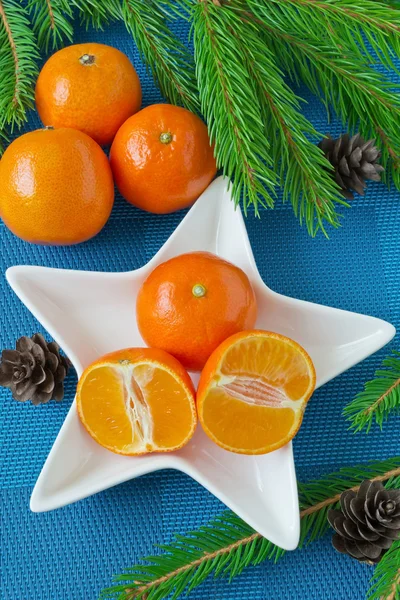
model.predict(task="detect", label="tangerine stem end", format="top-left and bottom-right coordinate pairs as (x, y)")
top-left (192, 284), bottom-right (207, 298)
top-left (159, 132), bottom-right (173, 144)
top-left (80, 54), bottom-right (96, 66)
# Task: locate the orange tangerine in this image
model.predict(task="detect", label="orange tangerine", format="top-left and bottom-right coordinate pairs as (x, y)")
top-left (197, 330), bottom-right (316, 455)
top-left (76, 348), bottom-right (197, 455)
top-left (35, 43), bottom-right (142, 146)
top-left (136, 251), bottom-right (257, 372)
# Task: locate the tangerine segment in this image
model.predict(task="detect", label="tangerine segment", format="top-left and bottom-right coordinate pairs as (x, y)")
top-left (197, 331), bottom-right (316, 455)
top-left (76, 348), bottom-right (197, 455)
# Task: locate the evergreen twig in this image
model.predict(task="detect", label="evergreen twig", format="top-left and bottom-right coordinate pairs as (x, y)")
top-left (229, 4), bottom-right (346, 234)
top-left (0, 0), bottom-right (39, 131)
top-left (247, 1), bottom-right (400, 189)
top-left (99, 457), bottom-right (400, 600)
top-left (27, 0), bottom-right (73, 51)
top-left (367, 538), bottom-right (400, 600)
top-left (121, 0), bottom-right (199, 114)
top-left (192, 0), bottom-right (278, 215)
top-left (71, 0), bottom-right (121, 30)
top-left (260, 0), bottom-right (400, 73)
top-left (343, 351), bottom-right (400, 433)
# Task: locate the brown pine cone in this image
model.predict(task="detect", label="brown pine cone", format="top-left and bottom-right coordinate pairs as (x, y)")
top-left (0, 333), bottom-right (71, 405)
top-left (328, 480), bottom-right (400, 564)
top-left (318, 133), bottom-right (385, 200)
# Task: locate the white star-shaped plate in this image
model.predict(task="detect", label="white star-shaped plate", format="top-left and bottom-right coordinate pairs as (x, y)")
top-left (6, 177), bottom-right (395, 550)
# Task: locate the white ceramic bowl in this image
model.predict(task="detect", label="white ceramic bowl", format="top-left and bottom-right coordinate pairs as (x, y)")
top-left (6, 176), bottom-right (395, 550)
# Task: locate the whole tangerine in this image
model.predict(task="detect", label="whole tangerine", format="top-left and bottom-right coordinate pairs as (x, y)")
top-left (110, 104), bottom-right (217, 213)
top-left (136, 251), bottom-right (258, 371)
top-left (35, 43), bottom-right (142, 146)
top-left (0, 127), bottom-right (114, 245)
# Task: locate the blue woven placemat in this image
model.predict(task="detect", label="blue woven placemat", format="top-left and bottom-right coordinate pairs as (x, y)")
top-left (1, 18), bottom-right (399, 600)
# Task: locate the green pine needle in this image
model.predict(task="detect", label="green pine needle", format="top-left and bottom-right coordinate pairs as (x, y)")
top-left (343, 351), bottom-right (400, 433)
top-left (229, 2), bottom-right (347, 235)
top-left (192, 0), bottom-right (278, 215)
top-left (261, 0), bottom-right (400, 74)
top-left (367, 538), bottom-right (400, 600)
top-left (27, 0), bottom-right (73, 51)
top-left (0, 0), bottom-right (39, 131)
top-left (71, 0), bottom-right (121, 30)
top-left (121, 0), bottom-right (199, 114)
top-left (99, 457), bottom-right (400, 600)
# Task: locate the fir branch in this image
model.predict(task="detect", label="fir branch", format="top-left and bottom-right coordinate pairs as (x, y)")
top-left (192, 0), bottom-right (278, 214)
top-left (121, 0), bottom-right (199, 113)
top-left (228, 3), bottom-right (346, 235)
top-left (27, 0), bottom-right (73, 51)
top-left (251, 10), bottom-right (400, 189)
top-left (367, 538), bottom-right (400, 600)
top-left (343, 351), bottom-right (400, 433)
top-left (100, 457), bottom-right (400, 600)
top-left (71, 0), bottom-right (121, 30)
top-left (262, 0), bottom-right (400, 73)
top-left (298, 461), bottom-right (400, 547)
top-left (0, 0), bottom-right (39, 131)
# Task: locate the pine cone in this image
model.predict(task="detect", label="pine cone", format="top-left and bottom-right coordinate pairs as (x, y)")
top-left (0, 333), bottom-right (71, 405)
top-left (318, 133), bottom-right (384, 200)
top-left (328, 480), bottom-right (400, 564)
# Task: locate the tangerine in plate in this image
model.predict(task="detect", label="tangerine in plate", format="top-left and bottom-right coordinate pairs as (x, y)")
top-left (76, 348), bottom-right (197, 455)
top-left (136, 251), bottom-right (257, 371)
top-left (197, 330), bottom-right (316, 455)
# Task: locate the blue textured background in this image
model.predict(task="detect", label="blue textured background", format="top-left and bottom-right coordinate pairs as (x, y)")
top-left (1, 17), bottom-right (400, 600)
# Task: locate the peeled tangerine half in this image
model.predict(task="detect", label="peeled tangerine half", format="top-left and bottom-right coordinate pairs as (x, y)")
top-left (197, 331), bottom-right (316, 455)
top-left (76, 348), bottom-right (197, 455)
